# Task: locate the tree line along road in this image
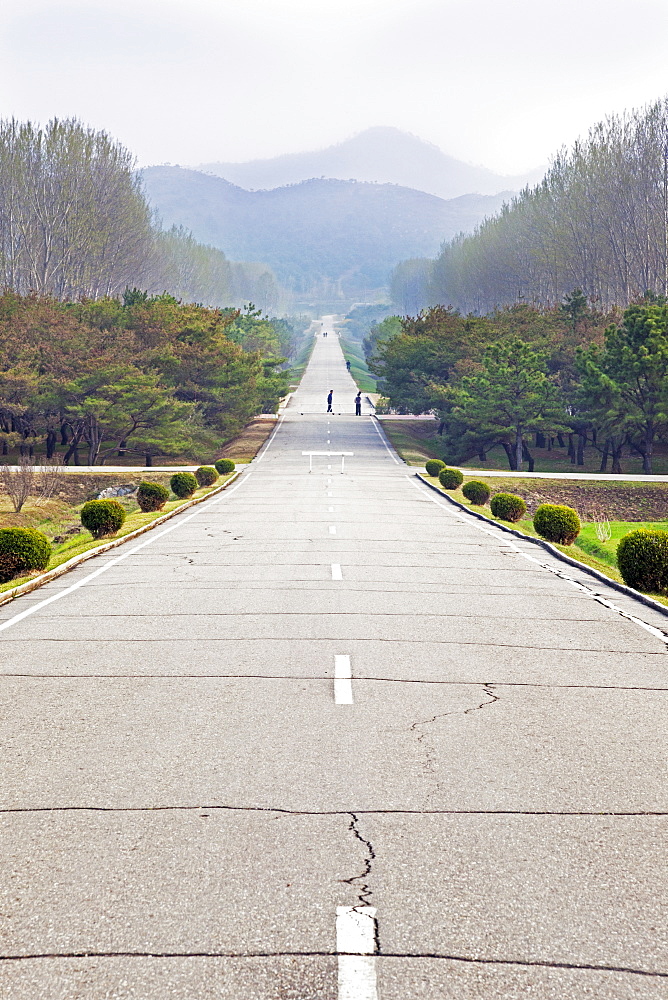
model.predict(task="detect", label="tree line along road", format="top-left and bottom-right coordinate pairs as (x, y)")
top-left (0, 318), bottom-right (666, 999)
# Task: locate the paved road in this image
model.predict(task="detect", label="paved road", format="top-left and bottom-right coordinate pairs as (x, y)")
top-left (0, 318), bottom-right (667, 999)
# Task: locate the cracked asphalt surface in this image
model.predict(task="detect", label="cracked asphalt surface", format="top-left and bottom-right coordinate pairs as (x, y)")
top-left (0, 319), bottom-right (667, 998)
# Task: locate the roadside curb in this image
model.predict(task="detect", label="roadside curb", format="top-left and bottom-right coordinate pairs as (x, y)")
top-left (416, 472), bottom-right (668, 623)
top-left (0, 471), bottom-right (241, 610)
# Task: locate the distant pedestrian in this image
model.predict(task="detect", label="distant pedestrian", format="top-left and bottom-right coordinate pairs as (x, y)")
top-left (355, 391), bottom-right (362, 416)
top-left (327, 390), bottom-right (333, 412)
top-left (346, 360), bottom-right (351, 370)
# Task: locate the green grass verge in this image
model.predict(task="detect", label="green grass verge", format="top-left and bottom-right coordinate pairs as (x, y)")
top-left (285, 334), bottom-right (316, 385)
top-left (380, 421), bottom-right (439, 465)
top-left (339, 336), bottom-right (377, 392)
top-left (0, 474), bottom-right (235, 596)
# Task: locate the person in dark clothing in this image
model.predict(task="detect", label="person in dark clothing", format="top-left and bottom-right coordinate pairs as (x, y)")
top-left (327, 390), bottom-right (333, 412)
top-left (355, 391), bottom-right (362, 416)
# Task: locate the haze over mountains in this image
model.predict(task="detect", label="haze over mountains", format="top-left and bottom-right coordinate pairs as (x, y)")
top-left (198, 127), bottom-right (543, 201)
top-left (143, 129), bottom-right (544, 306)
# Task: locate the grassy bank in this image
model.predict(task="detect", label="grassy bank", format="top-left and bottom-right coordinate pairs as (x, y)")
top-left (0, 473), bottom-right (236, 596)
top-left (421, 474), bottom-right (668, 606)
top-left (339, 335), bottom-right (377, 392)
top-left (286, 332), bottom-right (316, 385)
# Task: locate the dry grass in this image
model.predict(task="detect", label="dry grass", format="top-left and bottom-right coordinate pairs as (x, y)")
top-left (218, 419), bottom-right (275, 463)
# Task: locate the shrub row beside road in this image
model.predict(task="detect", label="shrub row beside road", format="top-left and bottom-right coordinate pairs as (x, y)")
top-left (427, 469), bottom-right (668, 600)
top-left (0, 462), bottom-right (236, 590)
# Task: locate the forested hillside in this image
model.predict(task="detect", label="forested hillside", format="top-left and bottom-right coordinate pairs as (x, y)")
top-left (393, 99), bottom-right (668, 314)
top-left (0, 118), bottom-right (279, 310)
top-left (141, 166), bottom-right (510, 301)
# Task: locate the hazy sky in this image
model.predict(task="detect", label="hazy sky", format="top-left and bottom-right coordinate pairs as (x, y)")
top-left (2, 0), bottom-right (667, 174)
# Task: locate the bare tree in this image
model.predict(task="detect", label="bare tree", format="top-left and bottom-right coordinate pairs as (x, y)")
top-left (0, 457), bottom-right (35, 512)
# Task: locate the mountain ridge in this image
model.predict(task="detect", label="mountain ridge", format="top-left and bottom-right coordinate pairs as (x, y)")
top-left (141, 165), bottom-right (512, 301)
top-left (196, 127), bottom-right (543, 201)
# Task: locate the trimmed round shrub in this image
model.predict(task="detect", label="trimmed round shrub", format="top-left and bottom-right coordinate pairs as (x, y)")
top-left (490, 492), bottom-right (527, 522)
top-left (438, 467), bottom-right (464, 490)
top-left (533, 503), bottom-right (581, 545)
top-left (425, 459), bottom-right (446, 478)
top-left (0, 527), bottom-right (51, 582)
top-left (136, 481), bottom-right (170, 512)
top-left (170, 472), bottom-right (198, 499)
top-left (81, 498), bottom-right (126, 539)
top-left (195, 465), bottom-right (218, 487)
top-left (617, 528), bottom-right (668, 592)
top-left (214, 458), bottom-right (235, 475)
top-left (462, 480), bottom-right (491, 505)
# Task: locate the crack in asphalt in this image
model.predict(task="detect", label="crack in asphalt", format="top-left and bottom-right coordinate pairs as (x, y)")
top-left (1, 637), bottom-right (656, 653)
top-left (2, 674), bottom-right (665, 692)
top-left (341, 813), bottom-right (375, 906)
top-left (30, 612), bottom-right (612, 622)
top-left (409, 684), bottom-right (499, 804)
top-left (1, 805), bottom-right (664, 815)
top-left (0, 950), bottom-right (664, 978)
top-left (340, 813), bottom-right (381, 954)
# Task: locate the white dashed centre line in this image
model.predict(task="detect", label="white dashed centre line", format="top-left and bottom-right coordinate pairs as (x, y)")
top-left (331, 563), bottom-right (343, 580)
top-left (334, 655), bottom-right (353, 704)
top-left (329, 525), bottom-right (337, 535)
top-left (337, 906), bottom-right (378, 998)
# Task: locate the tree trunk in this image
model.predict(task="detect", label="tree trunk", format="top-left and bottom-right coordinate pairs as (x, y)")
top-left (557, 433), bottom-right (565, 447)
top-left (477, 449), bottom-right (486, 462)
top-left (535, 431), bottom-right (546, 448)
top-left (437, 421), bottom-right (445, 436)
top-left (145, 453), bottom-right (153, 467)
top-left (522, 441), bottom-right (535, 472)
top-left (515, 428), bottom-right (523, 471)
top-left (60, 423), bottom-right (69, 446)
top-left (1, 441), bottom-right (7, 456)
top-left (118, 439), bottom-right (127, 457)
top-left (501, 441), bottom-right (517, 470)
top-left (611, 441), bottom-right (623, 474)
top-left (547, 436), bottom-right (553, 451)
top-left (599, 439), bottom-right (610, 473)
top-left (577, 431), bottom-right (586, 466)
top-left (46, 430), bottom-right (56, 459)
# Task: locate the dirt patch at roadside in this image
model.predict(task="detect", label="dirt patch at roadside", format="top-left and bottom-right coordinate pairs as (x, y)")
top-left (218, 419), bottom-right (274, 463)
top-left (54, 473), bottom-right (174, 506)
top-left (479, 479), bottom-right (668, 520)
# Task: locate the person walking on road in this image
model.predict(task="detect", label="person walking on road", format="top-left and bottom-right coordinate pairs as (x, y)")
top-left (327, 390), bottom-right (333, 412)
top-left (355, 391), bottom-right (362, 416)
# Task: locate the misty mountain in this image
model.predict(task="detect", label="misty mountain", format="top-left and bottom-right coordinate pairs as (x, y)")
top-left (197, 127), bottom-right (543, 201)
top-left (141, 166), bottom-right (511, 299)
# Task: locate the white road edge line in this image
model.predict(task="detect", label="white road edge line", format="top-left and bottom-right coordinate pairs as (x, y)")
top-left (334, 654), bottom-right (353, 704)
top-left (370, 417), bottom-right (401, 465)
top-left (336, 905), bottom-right (378, 999)
top-left (0, 418), bottom-right (289, 634)
top-left (410, 477), bottom-right (668, 646)
top-left (332, 563), bottom-right (343, 581)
